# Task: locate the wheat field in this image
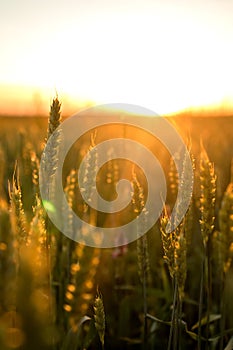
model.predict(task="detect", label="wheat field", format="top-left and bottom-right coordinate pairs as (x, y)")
top-left (0, 99), bottom-right (233, 350)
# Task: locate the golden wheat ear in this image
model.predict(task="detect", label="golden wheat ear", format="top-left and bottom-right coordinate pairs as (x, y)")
top-left (199, 143), bottom-right (216, 248)
top-left (8, 163), bottom-right (28, 246)
top-left (47, 97), bottom-right (61, 140)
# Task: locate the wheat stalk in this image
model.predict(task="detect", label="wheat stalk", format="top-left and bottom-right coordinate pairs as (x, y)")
top-left (131, 167), bottom-right (150, 347)
top-left (198, 144), bottom-right (216, 350)
top-left (131, 167), bottom-right (150, 281)
top-left (160, 147), bottom-right (192, 350)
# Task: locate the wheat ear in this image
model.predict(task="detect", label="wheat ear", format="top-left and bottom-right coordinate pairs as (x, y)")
top-left (198, 144), bottom-right (216, 349)
top-left (8, 165), bottom-right (28, 246)
top-left (94, 289), bottom-right (105, 349)
top-left (199, 145), bottom-right (216, 248)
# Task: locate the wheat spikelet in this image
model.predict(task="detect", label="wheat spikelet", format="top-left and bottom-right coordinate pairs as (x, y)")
top-left (185, 150), bottom-right (195, 242)
top-left (166, 148), bottom-right (194, 234)
top-left (63, 169), bottom-right (77, 239)
top-left (131, 167), bottom-right (150, 283)
top-left (131, 166), bottom-right (145, 214)
top-left (161, 148), bottom-right (192, 298)
top-left (8, 167), bottom-right (28, 246)
top-left (174, 149), bottom-right (192, 297)
top-left (219, 179), bottom-right (233, 273)
top-left (94, 289), bottom-right (105, 349)
top-left (47, 97), bottom-right (61, 139)
top-left (78, 131), bottom-right (99, 238)
top-left (168, 152), bottom-right (179, 201)
top-left (160, 209), bottom-right (175, 278)
top-left (177, 149), bottom-right (194, 219)
top-left (173, 226), bottom-right (187, 298)
top-left (41, 97), bottom-right (62, 203)
top-left (183, 199), bottom-right (194, 247)
top-left (199, 145), bottom-right (216, 247)
top-left (160, 214), bottom-right (187, 299)
top-left (79, 130), bottom-right (98, 206)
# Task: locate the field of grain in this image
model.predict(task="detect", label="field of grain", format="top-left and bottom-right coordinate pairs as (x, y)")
top-left (0, 99), bottom-right (233, 350)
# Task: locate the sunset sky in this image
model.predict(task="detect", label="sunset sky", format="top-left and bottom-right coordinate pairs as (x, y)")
top-left (1, 0), bottom-right (233, 116)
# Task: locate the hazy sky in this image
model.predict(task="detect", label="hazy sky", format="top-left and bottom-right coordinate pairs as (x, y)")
top-left (1, 0), bottom-right (233, 115)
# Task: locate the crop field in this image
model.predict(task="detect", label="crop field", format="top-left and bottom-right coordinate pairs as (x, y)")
top-left (0, 99), bottom-right (233, 350)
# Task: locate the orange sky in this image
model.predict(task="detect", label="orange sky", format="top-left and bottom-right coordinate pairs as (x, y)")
top-left (0, 84), bottom-right (93, 117)
top-left (1, 1), bottom-right (233, 116)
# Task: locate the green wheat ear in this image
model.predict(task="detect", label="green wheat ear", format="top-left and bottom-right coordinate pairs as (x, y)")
top-left (94, 289), bottom-right (105, 349)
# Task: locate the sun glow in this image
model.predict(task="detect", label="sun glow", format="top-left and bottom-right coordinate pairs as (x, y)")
top-left (1, 2), bottom-right (233, 116)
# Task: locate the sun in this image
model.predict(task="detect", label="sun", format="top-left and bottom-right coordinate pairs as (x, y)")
top-left (1, 10), bottom-right (233, 116)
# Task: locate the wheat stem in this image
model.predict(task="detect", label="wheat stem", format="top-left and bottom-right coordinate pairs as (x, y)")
top-left (167, 278), bottom-right (178, 350)
top-left (199, 144), bottom-right (216, 348)
top-left (198, 258), bottom-right (204, 350)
